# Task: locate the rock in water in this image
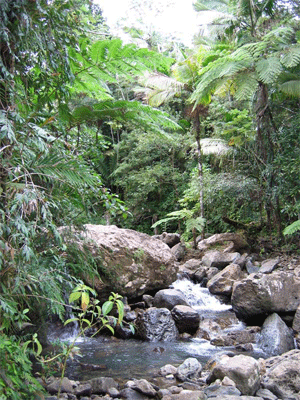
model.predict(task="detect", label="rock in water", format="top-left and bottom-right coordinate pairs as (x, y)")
top-left (135, 307), bottom-right (179, 341)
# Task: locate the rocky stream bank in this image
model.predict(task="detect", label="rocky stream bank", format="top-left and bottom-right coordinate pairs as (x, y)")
top-left (42, 225), bottom-right (300, 400)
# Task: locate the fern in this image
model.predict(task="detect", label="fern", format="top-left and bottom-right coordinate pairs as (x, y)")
top-left (283, 220), bottom-right (300, 236)
top-left (256, 56), bottom-right (282, 84)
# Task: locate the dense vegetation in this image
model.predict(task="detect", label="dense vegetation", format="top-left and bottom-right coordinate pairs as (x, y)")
top-left (0, 0), bottom-right (299, 398)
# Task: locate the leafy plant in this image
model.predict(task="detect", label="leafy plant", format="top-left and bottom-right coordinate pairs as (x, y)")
top-left (0, 333), bottom-right (45, 400)
top-left (283, 220), bottom-right (300, 236)
top-left (152, 208), bottom-right (206, 248)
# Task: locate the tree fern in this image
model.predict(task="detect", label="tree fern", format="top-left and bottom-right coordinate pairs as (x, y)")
top-left (71, 100), bottom-right (181, 135)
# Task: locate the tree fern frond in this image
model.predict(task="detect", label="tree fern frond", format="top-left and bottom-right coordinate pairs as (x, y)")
top-left (71, 100), bottom-right (181, 134)
top-left (280, 80), bottom-right (300, 97)
top-left (233, 72), bottom-right (258, 100)
top-left (283, 220), bottom-right (300, 235)
top-left (256, 56), bottom-right (282, 84)
top-left (281, 45), bottom-right (300, 68)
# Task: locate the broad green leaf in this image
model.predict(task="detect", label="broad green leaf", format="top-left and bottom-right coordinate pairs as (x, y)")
top-left (69, 292), bottom-right (81, 303)
top-left (102, 300), bottom-right (113, 316)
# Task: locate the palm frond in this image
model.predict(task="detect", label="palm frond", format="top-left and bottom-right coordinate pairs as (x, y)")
top-left (30, 151), bottom-right (100, 188)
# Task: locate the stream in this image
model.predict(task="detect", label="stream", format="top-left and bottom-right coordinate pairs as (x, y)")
top-left (49, 278), bottom-right (263, 383)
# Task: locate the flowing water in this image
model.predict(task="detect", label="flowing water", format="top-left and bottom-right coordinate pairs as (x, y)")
top-left (49, 278), bottom-right (260, 382)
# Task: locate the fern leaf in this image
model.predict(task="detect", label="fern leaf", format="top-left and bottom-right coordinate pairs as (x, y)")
top-left (283, 220), bottom-right (300, 236)
top-left (280, 80), bottom-right (300, 97)
top-left (281, 45), bottom-right (300, 68)
top-left (256, 57), bottom-right (282, 84)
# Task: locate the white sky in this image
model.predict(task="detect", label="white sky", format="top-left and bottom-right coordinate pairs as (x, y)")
top-left (95, 0), bottom-right (205, 46)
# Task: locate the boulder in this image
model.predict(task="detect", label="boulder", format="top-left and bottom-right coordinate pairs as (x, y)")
top-left (63, 224), bottom-right (177, 300)
top-left (207, 354), bottom-right (261, 396)
top-left (87, 377), bottom-right (118, 395)
top-left (135, 307), bottom-right (179, 341)
top-left (202, 250), bottom-right (241, 269)
top-left (197, 233), bottom-right (248, 252)
top-left (47, 377), bottom-right (74, 394)
top-left (260, 258), bottom-right (280, 274)
top-left (258, 313), bottom-right (295, 357)
top-left (160, 364), bottom-right (178, 376)
top-left (152, 232), bottom-right (180, 248)
top-left (231, 271), bottom-right (300, 322)
top-left (171, 305), bottom-right (200, 334)
top-left (125, 379), bottom-right (157, 397)
top-left (161, 390), bottom-right (206, 400)
top-left (153, 289), bottom-right (189, 310)
top-left (204, 382), bottom-right (241, 397)
top-left (175, 357), bottom-right (202, 381)
top-left (292, 304), bottom-right (300, 333)
top-left (207, 263), bottom-right (244, 296)
top-left (262, 349), bottom-right (300, 399)
top-left (171, 242), bottom-right (186, 261)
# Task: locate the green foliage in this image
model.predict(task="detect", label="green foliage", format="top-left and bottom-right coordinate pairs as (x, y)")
top-left (0, 333), bottom-right (45, 400)
top-left (283, 220), bottom-right (300, 236)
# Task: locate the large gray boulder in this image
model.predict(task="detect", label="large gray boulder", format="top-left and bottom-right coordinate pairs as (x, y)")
top-left (207, 354), bottom-right (261, 396)
top-left (202, 250), bottom-right (241, 269)
top-left (64, 224), bottom-right (177, 300)
top-left (135, 307), bottom-right (179, 341)
top-left (231, 271), bottom-right (300, 322)
top-left (171, 305), bottom-right (200, 334)
top-left (262, 349), bottom-right (300, 399)
top-left (153, 289), bottom-right (189, 310)
top-left (207, 263), bottom-right (244, 296)
top-left (258, 313), bottom-right (295, 357)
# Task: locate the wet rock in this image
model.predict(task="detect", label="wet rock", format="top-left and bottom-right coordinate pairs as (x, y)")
top-left (160, 364), bottom-right (178, 376)
top-left (231, 271), bottom-right (300, 322)
top-left (142, 294), bottom-right (154, 308)
top-left (258, 313), bottom-right (295, 357)
top-left (207, 263), bottom-right (244, 296)
top-left (204, 382), bottom-right (241, 397)
top-left (47, 377), bottom-right (74, 394)
top-left (193, 266), bottom-right (207, 283)
top-left (74, 382), bottom-right (92, 396)
top-left (207, 354), bottom-right (260, 396)
top-left (175, 357), bottom-right (202, 381)
top-left (120, 387), bottom-right (150, 400)
top-left (135, 307), bottom-right (179, 341)
top-left (262, 349), bottom-right (300, 399)
top-left (161, 390), bottom-right (206, 400)
top-left (107, 386), bottom-right (120, 398)
top-left (202, 250), bottom-right (241, 269)
top-left (153, 289), bottom-right (189, 310)
top-left (125, 310), bottom-right (137, 322)
top-left (171, 305), bottom-right (200, 334)
top-left (126, 379), bottom-right (157, 397)
top-left (88, 377), bottom-right (118, 395)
